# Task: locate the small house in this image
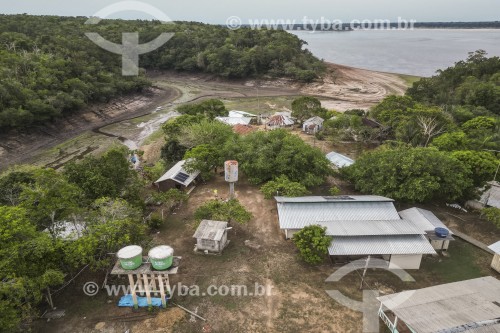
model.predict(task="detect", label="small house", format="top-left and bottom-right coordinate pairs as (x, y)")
top-left (325, 151), bottom-right (355, 168)
top-left (399, 207), bottom-right (454, 252)
top-left (154, 160), bottom-right (200, 192)
top-left (488, 241), bottom-right (500, 273)
top-left (193, 220), bottom-right (229, 254)
top-left (302, 116), bottom-right (324, 134)
top-left (266, 115), bottom-right (295, 130)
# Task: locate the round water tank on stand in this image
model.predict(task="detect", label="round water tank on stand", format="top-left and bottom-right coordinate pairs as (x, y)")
top-left (435, 227), bottom-right (449, 239)
top-left (149, 246), bottom-right (174, 270)
top-left (117, 245), bottom-right (143, 270)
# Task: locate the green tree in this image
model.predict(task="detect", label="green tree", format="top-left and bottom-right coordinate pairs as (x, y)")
top-left (292, 225), bottom-right (332, 265)
top-left (260, 175), bottom-right (310, 199)
top-left (451, 150), bottom-right (499, 188)
top-left (431, 131), bottom-right (468, 151)
top-left (342, 147), bottom-right (473, 202)
top-left (237, 129), bottom-right (332, 186)
top-left (481, 207), bottom-right (500, 228)
top-left (194, 199), bottom-right (252, 224)
top-left (291, 96), bottom-right (325, 123)
top-left (19, 168), bottom-right (82, 234)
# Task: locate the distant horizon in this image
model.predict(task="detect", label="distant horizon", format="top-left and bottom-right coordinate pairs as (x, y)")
top-left (1, 13), bottom-right (499, 25)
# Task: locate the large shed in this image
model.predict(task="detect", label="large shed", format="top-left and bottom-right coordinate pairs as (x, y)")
top-left (275, 196), bottom-right (436, 269)
top-left (228, 110), bottom-right (257, 118)
top-left (215, 116), bottom-right (253, 126)
top-left (193, 220), bottom-right (229, 254)
top-left (154, 160), bottom-right (200, 192)
top-left (488, 241), bottom-right (500, 273)
top-left (399, 207), bottom-right (454, 251)
top-left (378, 276), bottom-right (500, 333)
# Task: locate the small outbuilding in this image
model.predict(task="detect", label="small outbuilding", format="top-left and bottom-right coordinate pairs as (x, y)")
top-left (325, 151), bottom-right (355, 168)
top-left (154, 160), bottom-right (200, 192)
top-left (302, 116), bottom-right (324, 134)
top-left (193, 220), bottom-right (230, 254)
top-left (266, 114), bottom-right (295, 129)
top-left (488, 241), bottom-right (500, 273)
top-left (399, 207), bottom-right (454, 252)
top-left (481, 181), bottom-right (500, 209)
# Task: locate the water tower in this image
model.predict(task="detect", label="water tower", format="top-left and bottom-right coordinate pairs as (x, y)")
top-left (224, 160), bottom-right (238, 199)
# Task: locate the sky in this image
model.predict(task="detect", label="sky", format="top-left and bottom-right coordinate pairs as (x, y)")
top-left (1, 0), bottom-right (500, 23)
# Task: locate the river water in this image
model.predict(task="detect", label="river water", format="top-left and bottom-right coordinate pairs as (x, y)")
top-left (291, 29), bottom-right (500, 77)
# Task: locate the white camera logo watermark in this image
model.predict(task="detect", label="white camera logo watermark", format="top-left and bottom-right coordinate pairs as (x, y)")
top-left (226, 16), bottom-right (417, 32)
top-left (325, 258), bottom-right (416, 333)
top-left (83, 281), bottom-right (273, 298)
top-left (85, 1), bottom-right (174, 76)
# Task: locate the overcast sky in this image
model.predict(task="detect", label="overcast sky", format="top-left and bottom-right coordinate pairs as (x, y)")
top-left (1, 0), bottom-right (499, 23)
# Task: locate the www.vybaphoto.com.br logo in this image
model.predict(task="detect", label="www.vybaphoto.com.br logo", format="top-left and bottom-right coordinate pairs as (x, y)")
top-left (84, 1), bottom-right (174, 76)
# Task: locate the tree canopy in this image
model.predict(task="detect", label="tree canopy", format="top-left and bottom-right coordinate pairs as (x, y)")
top-left (342, 147), bottom-right (473, 202)
top-left (292, 225), bottom-right (332, 265)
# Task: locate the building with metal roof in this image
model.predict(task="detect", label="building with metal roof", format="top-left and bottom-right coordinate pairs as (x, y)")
top-left (326, 151), bottom-right (355, 168)
top-left (488, 241), bottom-right (500, 273)
top-left (154, 160), bottom-right (200, 192)
top-left (193, 220), bottom-right (229, 254)
top-left (215, 116), bottom-right (253, 126)
top-left (275, 196), bottom-right (437, 269)
top-left (399, 207), bottom-right (454, 252)
top-left (266, 115), bottom-right (295, 129)
top-left (302, 116), bottom-right (324, 134)
top-left (480, 181), bottom-right (500, 209)
top-left (377, 276), bottom-right (500, 333)
top-left (228, 110), bottom-right (257, 118)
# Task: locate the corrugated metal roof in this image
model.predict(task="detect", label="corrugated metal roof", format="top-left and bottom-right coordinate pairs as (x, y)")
top-left (193, 220), bottom-right (228, 241)
top-left (480, 181), bottom-right (500, 209)
top-left (275, 195), bottom-right (394, 203)
top-left (488, 241), bottom-right (500, 254)
top-left (316, 219), bottom-right (424, 236)
top-left (215, 117), bottom-right (253, 126)
top-left (229, 110), bottom-right (257, 118)
top-left (326, 151), bottom-right (355, 168)
top-left (328, 235), bottom-right (436, 255)
top-left (304, 116), bottom-right (324, 126)
top-left (378, 276), bottom-right (500, 333)
top-left (267, 115), bottom-right (295, 127)
top-left (399, 207), bottom-right (453, 234)
top-left (276, 199), bottom-right (401, 229)
top-left (155, 159), bottom-right (200, 186)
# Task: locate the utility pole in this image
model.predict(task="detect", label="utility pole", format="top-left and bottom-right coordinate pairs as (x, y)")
top-left (359, 255), bottom-right (371, 290)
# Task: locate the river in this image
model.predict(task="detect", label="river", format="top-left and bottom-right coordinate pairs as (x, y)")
top-left (291, 29), bottom-right (500, 77)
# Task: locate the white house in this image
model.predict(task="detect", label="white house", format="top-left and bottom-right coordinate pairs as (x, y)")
top-left (275, 196), bottom-right (437, 269)
top-left (302, 116), bottom-right (324, 134)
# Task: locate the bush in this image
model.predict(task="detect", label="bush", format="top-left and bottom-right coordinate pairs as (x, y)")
top-left (481, 207), bottom-right (500, 228)
top-left (329, 186), bottom-right (341, 196)
top-left (292, 225), bottom-right (332, 265)
top-left (260, 176), bottom-right (310, 199)
top-left (148, 212), bottom-right (164, 230)
top-left (194, 199), bottom-right (252, 224)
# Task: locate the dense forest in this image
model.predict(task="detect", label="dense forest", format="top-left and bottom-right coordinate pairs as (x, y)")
top-left (0, 14), bottom-right (324, 130)
top-left (334, 51), bottom-right (500, 202)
